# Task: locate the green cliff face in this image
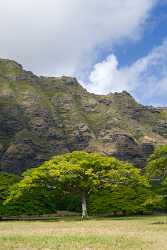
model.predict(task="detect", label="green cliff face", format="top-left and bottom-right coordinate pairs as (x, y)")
top-left (0, 58), bottom-right (167, 173)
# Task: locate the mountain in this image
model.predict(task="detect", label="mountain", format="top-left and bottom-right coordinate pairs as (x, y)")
top-left (0, 58), bottom-right (167, 174)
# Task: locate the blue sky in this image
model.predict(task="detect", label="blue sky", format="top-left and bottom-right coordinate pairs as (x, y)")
top-left (86, 1), bottom-right (167, 106)
top-left (0, 0), bottom-right (167, 106)
top-left (113, 2), bottom-right (167, 68)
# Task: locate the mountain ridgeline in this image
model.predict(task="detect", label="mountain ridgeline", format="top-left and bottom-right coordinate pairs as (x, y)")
top-left (0, 58), bottom-right (167, 174)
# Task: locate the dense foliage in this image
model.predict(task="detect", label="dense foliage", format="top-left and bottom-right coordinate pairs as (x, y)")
top-left (89, 186), bottom-right (158, 215)
top-left (0, 172), bottom-right (21, 215)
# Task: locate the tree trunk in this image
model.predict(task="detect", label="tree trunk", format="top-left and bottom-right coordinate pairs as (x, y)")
top-left (81, 192), bottom-right (88, 219)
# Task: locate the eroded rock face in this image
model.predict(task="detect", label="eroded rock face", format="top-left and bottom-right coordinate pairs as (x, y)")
top-left (0, 58), bottom-right (167, 173)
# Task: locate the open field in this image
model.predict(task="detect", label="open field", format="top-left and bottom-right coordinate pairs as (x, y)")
top-left (0, 216), bottom-right (167, 250)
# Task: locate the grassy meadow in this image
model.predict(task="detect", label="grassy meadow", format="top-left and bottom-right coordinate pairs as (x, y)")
top-left (0, 215), bottom-right (167, 250)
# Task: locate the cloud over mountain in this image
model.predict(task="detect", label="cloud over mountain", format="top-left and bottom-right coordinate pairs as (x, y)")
top-left (88, 39), bottom-right (167, 106)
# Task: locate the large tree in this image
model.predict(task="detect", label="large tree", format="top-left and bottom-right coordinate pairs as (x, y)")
top-left (6, 151), bottom-right (149, 218)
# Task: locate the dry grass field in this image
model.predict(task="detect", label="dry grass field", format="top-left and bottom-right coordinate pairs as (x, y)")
top-left (0, 216), bottom-right (167, 250)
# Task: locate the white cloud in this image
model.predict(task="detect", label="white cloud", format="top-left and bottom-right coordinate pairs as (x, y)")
top-left (88, 39), bottom-right (167, 106)
top-left (88, 54), bottom-right (130, 93)
top-left (0, 0), bottom-right (156, 76)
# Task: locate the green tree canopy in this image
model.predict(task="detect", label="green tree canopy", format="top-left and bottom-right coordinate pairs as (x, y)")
top-left (6, 151), bottom-right (150, 218)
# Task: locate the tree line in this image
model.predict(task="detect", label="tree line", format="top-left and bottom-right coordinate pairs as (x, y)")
top-left (0, 147), bottom-right (167, 218)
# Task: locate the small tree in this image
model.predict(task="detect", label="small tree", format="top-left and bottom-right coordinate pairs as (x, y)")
top-left (6, 151), bottom-right (148, 218)
top-left (146, 145), bottom-right (167, 210)
top-left (146, 145), bottom-right (167, 181)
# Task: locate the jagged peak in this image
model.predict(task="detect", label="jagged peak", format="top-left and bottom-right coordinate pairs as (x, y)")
top-left (0, 58), bottom-right (23, 70)
top-left (113, 90), bottom-right (133, 98)
top-left (0, 58), bottom-right (38, 82)
top-left (40, 75), bottom-right (79, 85)
top-left (121, 90), bottom-right (133, 96)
